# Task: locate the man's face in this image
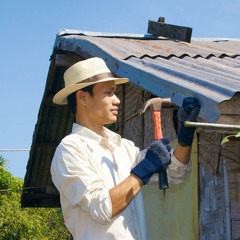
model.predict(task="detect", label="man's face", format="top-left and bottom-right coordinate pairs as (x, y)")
top-left (84, 81), bottom-right (121, 126)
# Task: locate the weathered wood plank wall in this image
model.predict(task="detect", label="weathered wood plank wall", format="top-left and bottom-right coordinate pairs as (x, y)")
top-left (199, 94), bottom-right (240, 240)
top-left (115, 83), bottom-right (177, 148)
top-left (199, 149), bottom-right (228, 240)
top-left (224, 140), bottom-right (240, 240)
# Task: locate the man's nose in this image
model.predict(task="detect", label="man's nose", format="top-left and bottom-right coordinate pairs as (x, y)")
top-left (113, 94), bottom-right (121, 105)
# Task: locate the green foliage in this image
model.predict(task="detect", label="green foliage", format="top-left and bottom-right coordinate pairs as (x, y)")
top-left (0, 157), bottom-right (22, 192)
top-left (221, 131), bottom-right (240, 145)
top-left (0, 156), bottom-right (70, 239)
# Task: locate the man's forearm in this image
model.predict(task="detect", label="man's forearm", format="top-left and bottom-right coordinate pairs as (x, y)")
top-left (109, 174), bottom-right (143, 217)
top-left (173, 145), bottom-right (192, 164)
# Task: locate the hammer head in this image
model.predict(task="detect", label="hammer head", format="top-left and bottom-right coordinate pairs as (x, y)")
top-left (139, 97), bottom-right (171, 114)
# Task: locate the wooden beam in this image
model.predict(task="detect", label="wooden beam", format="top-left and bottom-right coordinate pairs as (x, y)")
top-left (34, 143), bottom-right (59, 148)
top-left (55, 54), bottom-right (82, 67)
top-left (148, 18), bottom-right (192, 43)
top-left (21, 191), bottom-right (60, 208)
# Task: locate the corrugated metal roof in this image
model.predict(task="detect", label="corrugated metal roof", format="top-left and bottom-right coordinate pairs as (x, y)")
top-left (54, 30), bottom-right (240, 122)
top-left (56, 33), bottom-right (240, 60)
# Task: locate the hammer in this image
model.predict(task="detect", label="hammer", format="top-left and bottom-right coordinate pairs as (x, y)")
top-left (140, 97), bottom-right (171, 189)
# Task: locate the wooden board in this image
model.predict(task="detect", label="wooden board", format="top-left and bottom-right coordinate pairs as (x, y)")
top-left (148, 20), bottom-right (192, 43)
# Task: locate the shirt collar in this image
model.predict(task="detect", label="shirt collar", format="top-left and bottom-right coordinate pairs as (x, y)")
top-left (71, 123), bottom-right (121, 151)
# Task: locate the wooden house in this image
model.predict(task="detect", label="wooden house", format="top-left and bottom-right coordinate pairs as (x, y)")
top-left (22, 24), bottom-right (240, 239)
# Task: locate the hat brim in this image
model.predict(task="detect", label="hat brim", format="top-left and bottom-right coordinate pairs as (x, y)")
top-left (53, 77), bottom-right (129, 105)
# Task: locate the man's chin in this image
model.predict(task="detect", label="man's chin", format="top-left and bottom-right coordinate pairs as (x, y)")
top-left (105, 118), bottom-right (117, 125)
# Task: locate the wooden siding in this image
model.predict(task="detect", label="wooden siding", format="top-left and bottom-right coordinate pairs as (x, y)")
top-left (199, 150), bottom-right (228, 240)
top-left (22, 51), bottom-right (78, 207)
top-left (199, 93), bottom-right (240, 240)
top-left (114, 83), bottom-right (178, 147)
top-left (199, 137), bottom-right (240, 240)
top-left (220, 94), bottom-right (240, 240)
top-left (217, 93), bottom-right (240, 125)
top-left (224, 140), bottom-right (240, 240)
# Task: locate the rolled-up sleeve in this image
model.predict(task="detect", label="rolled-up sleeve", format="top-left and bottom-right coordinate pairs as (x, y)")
top-left (167, 149), bottom-right (192, 184)
top-left (51, 140), bottom-right (112, 224)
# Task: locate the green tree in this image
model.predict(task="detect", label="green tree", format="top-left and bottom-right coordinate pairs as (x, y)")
top-left (0, 156), bottom-right (71, 239)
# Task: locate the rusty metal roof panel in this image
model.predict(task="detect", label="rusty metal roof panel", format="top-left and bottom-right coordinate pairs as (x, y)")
top-left (190, 40), bottom-right (240, 54)
top-left (55, 30), bottom-right (240, 59)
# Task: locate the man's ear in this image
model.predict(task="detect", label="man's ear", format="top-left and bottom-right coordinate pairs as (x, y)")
top-left (76, 90), bottom-right (88, 105)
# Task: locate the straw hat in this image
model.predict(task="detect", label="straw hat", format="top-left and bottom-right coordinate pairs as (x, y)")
top-left (53, 57), bottom-right (129, 105)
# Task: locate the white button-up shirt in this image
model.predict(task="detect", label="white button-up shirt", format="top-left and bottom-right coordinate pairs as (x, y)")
top-left (51, 123), bottom-right (191, 240)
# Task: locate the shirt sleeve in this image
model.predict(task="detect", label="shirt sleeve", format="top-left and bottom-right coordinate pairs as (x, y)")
top-left (166, 149), bottom-right (192, 184)
top-left (51, 139), bottom-right (112, 225)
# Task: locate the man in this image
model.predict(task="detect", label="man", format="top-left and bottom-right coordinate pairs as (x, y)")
top-left (51, 57), bottom-right (200, 240)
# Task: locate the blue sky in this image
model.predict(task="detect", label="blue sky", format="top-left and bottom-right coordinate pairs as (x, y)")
top-left (1, 0), bottom-right (240, 179)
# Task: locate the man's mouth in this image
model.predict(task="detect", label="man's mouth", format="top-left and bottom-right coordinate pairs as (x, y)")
top-left (111, 108), bottom-right (118, 115)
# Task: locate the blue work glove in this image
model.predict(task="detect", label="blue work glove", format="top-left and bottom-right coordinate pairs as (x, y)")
top-left (177, 97), bottom-right (200, 146)
top-left (130, 138), bottom-right (171, 185)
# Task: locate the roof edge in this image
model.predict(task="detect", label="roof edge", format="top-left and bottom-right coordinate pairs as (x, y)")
top-left (192, 37), bottom-right (240, 42)
top-left (57, 29), bottom-right (168, 40)
top-left (58, 29), bottom-right (240, 42)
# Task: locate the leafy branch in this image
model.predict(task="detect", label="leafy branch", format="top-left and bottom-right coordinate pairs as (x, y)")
top-left (221, 132), bottom-right (240, 145)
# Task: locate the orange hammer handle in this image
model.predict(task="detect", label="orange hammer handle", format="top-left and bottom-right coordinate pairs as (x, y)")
top-left (152, 111), bottom-right (169, 190)
top-left (152, 111), bottom-right (163, 140)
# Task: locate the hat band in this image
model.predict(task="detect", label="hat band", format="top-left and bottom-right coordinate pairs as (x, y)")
top-left (78, 72), bottom-right (114, 84)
